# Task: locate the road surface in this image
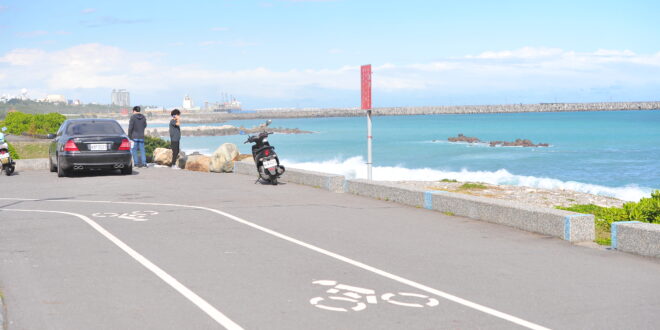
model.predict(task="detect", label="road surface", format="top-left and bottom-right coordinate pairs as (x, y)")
top-left (1, 168), bottom-right (659, 329)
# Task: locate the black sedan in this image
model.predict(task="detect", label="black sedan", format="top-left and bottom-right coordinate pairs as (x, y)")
top-left (48, 119), bottom-right (133, 177)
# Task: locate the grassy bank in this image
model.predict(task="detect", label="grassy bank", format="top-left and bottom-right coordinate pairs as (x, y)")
top-left (11, 142), bottom-right (49, 159)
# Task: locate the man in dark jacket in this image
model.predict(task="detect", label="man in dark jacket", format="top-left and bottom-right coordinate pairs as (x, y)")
top-left (169, 109), bottom-right (181, 168)
top-left (128, 106), bottom-right (148, 168)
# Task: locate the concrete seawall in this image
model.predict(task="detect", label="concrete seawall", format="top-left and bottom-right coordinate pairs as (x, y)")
top-left (234, 161), bottom-right (595, 243)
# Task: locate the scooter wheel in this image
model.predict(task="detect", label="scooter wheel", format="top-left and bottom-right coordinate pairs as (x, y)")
top-left (271, 177), bottom-right (278, 185)
top-left (5, 166), bottom-right (14, 176)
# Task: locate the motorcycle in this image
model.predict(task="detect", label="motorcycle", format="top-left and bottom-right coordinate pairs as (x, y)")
top-left (0, 127), bottom-right (16, 176)
top-left (244, 120), bottom-right (285, 185)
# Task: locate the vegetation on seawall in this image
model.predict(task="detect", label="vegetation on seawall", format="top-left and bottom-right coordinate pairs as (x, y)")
top-left (557, 190), bottom-right (660, 245)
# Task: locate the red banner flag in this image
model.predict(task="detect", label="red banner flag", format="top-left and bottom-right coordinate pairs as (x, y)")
top-left (361, 64), bottom-right (371, 110)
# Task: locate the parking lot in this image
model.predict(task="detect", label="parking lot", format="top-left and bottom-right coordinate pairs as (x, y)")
top-left (1, 168), bottom-right (660, 329)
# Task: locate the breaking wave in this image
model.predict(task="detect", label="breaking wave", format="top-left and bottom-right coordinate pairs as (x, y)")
top-left (281, 156), bottom-right (654, 201)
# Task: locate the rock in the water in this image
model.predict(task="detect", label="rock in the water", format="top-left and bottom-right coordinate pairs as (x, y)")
top-left (185, 154), bottom-right (211, 172)
top-left (448, 134), bottom-right (482, 143)
top-left (210, 143), bottom-right (239, 173)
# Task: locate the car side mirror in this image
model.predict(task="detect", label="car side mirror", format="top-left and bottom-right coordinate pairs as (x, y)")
top-left (47, 133), bottom-right (56, 139)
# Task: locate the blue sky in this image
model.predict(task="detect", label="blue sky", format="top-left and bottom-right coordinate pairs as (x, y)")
top-left (1, 0), bottom-right (659, 108)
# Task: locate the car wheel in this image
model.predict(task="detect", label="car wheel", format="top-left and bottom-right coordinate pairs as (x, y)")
top-left (49, 154), bottom-right (56, 172)
top-left (56, 155), bottom-right (68, 177)
top-left (121, 165), bottom-right (132, 175)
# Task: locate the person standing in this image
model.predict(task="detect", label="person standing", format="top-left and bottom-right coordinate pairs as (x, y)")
top-left (128, 106), bottom-right (148, 168)
top-left (169, 109), bottom-right (181, 168)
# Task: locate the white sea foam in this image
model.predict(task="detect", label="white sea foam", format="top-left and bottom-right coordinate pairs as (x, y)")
top-left (280, 156), bottom-right (654, 201)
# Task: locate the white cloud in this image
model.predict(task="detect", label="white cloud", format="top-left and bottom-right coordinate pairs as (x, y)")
top-left (1, 44), bottom-right (660, 105)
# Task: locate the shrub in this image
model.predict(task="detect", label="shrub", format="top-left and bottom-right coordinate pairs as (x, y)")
top-left (7, 142), bottom-right (20, 159)
top-left (558, 190), bottom-right (660, 245)
top-left (144, 135), bottom-right (170, 162)
top-left (440, 178), bottom-right (458, 183)
top-left (4, 111), bottom-right (66, 135)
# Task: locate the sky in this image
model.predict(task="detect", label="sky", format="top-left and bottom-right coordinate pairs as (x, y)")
top-left (1, 0), bottom-right (659, 109)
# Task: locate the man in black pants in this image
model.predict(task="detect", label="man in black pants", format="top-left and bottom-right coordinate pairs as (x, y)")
top-left (169, 109), bottom-right (181, 168)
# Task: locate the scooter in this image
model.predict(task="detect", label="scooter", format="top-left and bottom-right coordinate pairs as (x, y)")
top-left (0, 127), bottom-right (16, 176)
top-left (244, 120), bottom-right (285, 185)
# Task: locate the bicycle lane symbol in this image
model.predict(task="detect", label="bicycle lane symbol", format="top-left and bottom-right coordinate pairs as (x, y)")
top-left (92, 210), bottom-right (159, 222)
top-left (309, 280), bottom-right (440, 312)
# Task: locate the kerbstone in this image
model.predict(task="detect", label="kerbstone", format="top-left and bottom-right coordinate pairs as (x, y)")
top-left (15, 158), bottom-right (49, 171)
top-left (612, 222), bottom-right (660, 258)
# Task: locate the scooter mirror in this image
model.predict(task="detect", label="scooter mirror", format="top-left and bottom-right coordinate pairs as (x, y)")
top-left (265, 120), bottom-right (272, 127)
top-left (1, 127), bottom-right (6, 132)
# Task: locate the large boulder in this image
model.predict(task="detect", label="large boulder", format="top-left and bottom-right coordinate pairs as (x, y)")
top-left (209, 143), bottom-right (239, 173)
top-left (185, 153), bottom-right (211, 172)
top-left (153, 148), bottom-right (172, 165)
top-left (153, 148), bottom-right (185, 166)
top-left (235, 154), bottom-right (254, 163)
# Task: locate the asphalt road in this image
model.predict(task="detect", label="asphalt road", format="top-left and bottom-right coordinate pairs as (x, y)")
top-left (1, 168), bottom-right (659, 329)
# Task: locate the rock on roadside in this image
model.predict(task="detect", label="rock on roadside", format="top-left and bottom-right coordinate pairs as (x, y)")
top-left (210, 143), bottom-right (239, 173)
top-left (153, 147), bottom-right (185, 166)
top-left (185, 153), bottom-right (211, 172)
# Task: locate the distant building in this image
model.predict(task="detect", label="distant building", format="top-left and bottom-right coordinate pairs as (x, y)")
top-left (183, 95), bottom-right (194, 110)
top-left (111, 89), bottom-right (130, 107)
top-left (45, 94), bottom-right (67, 103)
top-left (182, 94), bottom-right (201, 111)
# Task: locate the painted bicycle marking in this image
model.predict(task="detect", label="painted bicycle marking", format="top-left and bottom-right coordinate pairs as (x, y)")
top-left (92, 210), bottom-right (158, 222)
top-left (310, 280), bottom-right (439, 312)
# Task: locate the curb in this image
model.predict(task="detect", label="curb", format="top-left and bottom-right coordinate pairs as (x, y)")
top-left (233, 161), bottom-right (595, 243)
top-left (14, 158), bottom-right (49, 171)
top-left (611, 221), bottom-right (660, 258)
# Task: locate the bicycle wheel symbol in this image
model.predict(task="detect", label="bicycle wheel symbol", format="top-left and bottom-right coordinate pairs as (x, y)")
top-left (310, 280), bottom-right (439, 312)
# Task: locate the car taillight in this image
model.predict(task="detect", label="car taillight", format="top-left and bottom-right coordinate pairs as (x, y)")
top-left (64, 139), bottom-right (79, 151)
top-left (119, 139), bottom-right (131, 150)
top-left (264, 149), bottom-right (270, 156)
top-left (119, 138), bottom-right (131, 150)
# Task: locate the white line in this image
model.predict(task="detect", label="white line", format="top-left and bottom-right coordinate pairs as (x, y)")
top-left (0, 198), bottom-right (550, 330)
top-left (0, 208), bottom-right (243, 330)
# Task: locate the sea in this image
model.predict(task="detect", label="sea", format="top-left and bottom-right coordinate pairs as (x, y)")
top-left (157, 110), bottom-right (660, 202)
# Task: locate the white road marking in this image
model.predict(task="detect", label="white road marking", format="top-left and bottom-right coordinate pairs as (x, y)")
top-left (0, 197), bottom-right (550, 330)
top-left (0, 208), bottom-right (243, 330)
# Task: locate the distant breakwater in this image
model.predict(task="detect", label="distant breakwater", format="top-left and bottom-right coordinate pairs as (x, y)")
top-left (146, 125), bottom-right (313, 137)
top-left (173, 101), bottom-right (660, 121)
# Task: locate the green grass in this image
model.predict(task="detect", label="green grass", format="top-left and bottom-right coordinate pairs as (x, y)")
top-left (12, 142), bottom-right (49, 159)
top-left (459, 183), bottom-right (488, 190)
top-left (440, 178), bottom-right (458, 183)
top-left (442, 211), bottom-right (455, 216)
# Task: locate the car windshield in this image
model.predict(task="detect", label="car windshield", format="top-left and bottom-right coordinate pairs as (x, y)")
top-left (66, 121), bottom-right (124, 135)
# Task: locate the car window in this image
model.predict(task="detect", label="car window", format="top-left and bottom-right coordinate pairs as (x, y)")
top-left (66, 122), bottom-right (124, 135)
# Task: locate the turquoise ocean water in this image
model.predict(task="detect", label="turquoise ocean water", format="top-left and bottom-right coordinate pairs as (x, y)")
top-left (162, 110), bottom-right (659, 201)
